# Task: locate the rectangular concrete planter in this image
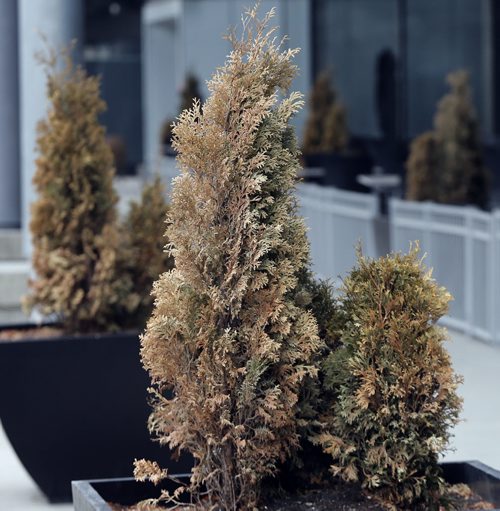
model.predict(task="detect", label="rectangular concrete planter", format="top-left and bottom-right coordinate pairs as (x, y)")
top-left (72, 461), bottom-right (500, 510)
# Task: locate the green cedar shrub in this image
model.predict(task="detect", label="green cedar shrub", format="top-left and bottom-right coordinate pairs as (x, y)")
top-left (289, 270), bottom-right (342, 485)
top-left (315, 247), bottom-right (463, 510)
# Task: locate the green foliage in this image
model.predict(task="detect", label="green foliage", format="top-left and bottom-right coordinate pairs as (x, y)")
top-left (302, 71), bottom-right (349, 154)
top-left (120, 176), bottom-right (174, 328)
top-left (293, 270), bottom-right (340, 432)
top-left (25, 47), bottom-right (133, 333)
top-left (406, 70), bottom-right (490, 208)
top-left (288, 271), bottom-right (341, 484)
top-left (136, 7), bottom-right (321, 510)
top-left (316, 247), bottom-right (462, 510)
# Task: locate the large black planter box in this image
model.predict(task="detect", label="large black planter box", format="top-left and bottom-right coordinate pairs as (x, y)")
top-left (0, 325), bottom-right (192, 503)
top-left (72, 461), bottom-right (500, 511)
top-left (302, 144), bottom-right (373, 193)
top-left (363, 137), bottom-right (409, 179)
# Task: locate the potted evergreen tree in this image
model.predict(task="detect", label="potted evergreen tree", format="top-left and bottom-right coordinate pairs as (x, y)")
top-left (406, 70), bottom-right (490, 209)
top-left (302, 71), bottom-right (372, 191)
top-left (136, 6), bottom-right (321, 508)
top-left (73, 241), bottom-right (500, 509)
top-left (0, 47), bottom-right (186, 503)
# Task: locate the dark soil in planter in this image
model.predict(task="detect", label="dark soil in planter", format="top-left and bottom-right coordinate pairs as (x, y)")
top-left (0, 325), bottom-right (65, 340)
top-left (262, 482), bottom-right (495, 511)
top-left (0, 323), bottom-right (192, 503)
top-left (72, 462), bottom-right (500, 511)
top-left (261, 481), bottom-right (384, 510)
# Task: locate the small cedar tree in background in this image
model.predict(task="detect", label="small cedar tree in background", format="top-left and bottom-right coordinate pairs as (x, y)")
top-left (135, 7), bottom-right (321, 510)
top-left (119, 176), bottom-right (174, 327)
top-left (406, 132), bottom-right (439, 202)
top-left (25, 46), bottom-right (134, 333)
top-left (302, 71), bottom-right (349, 154)
top-left (315, 247), bottom-right (462, 510)
top-left (435, 70), bottom-right (490, 208)
top-left (406, 70), bottom-right (490, 208)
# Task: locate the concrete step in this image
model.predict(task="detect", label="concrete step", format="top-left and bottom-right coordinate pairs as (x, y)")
top-left (0, 260), bottom-right (30, 308)
top-left (0, 229), bottom-right (22, 260)
top-left (0, 307), bottom-right (30, 325)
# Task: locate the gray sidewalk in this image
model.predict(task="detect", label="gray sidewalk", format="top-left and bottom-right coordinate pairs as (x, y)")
top-left (442, 329), bottom-right (500, 468)
top-left (0, 329), bottom-right (499, 510)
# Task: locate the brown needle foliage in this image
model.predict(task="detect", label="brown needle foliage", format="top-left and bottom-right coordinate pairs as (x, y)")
top-left (137, 7), bottom-right (321, 510)
top-left (406, 70), bottom-right (490, 208)
top-left (120, 176), bottom-right (174, 328)
top-left (25, 46), bottom-right (133, 333)
top-left (406, 132), bottom-right (439, 202)
top-left (315, 247), bottom-right (462, 510)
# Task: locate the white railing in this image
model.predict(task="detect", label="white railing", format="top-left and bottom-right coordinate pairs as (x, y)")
top-left (390, 198), bottom-right (500, 344)
top-left (297, 183), bottom-right (380, 281)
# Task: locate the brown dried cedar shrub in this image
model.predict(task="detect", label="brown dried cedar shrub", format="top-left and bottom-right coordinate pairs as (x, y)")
top-left (302, 71), bottom-right (349, 154)
top-left (406, 70), bottom-right (490, 209)
top-left (26, 48), bottom-right (168, 333)
top-left (135, 7), bottom-right (321, 510)
top-left (405, 132), bottom-right (439, 203)
top-left (315, 248), bottom-right (462, 510)
top-left (25, 48), bottom-right (135, 333)
top-left (120, 176), bottom-right (174, 327)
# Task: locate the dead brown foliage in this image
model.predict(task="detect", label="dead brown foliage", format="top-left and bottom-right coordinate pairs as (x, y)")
top-left (137, 7), bottom-right (321, 510)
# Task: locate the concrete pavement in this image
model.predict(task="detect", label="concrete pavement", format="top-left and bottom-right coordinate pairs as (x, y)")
top-left (443, 330), bottom-right (500, 468)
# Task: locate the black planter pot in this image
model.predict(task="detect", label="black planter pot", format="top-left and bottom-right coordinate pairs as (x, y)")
top-left (302, 141), bottom-right (373, 193)
top-left (363, 137), bottom-right (409, 177)
top-left (322, 152), bottom-right (373, 192)
top-left (72, 461), bottom-right (500, 511)
top-left (0, 325), bottom-right (192, 503)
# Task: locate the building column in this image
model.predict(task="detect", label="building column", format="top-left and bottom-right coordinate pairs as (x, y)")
top-left (0, 0), bottom-right (19, 228)
top-left (18, 0), bottom-right (84, 255)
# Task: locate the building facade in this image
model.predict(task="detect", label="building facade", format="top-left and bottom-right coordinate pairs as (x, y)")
top-left (0, 0), bottom-right (497, 248)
